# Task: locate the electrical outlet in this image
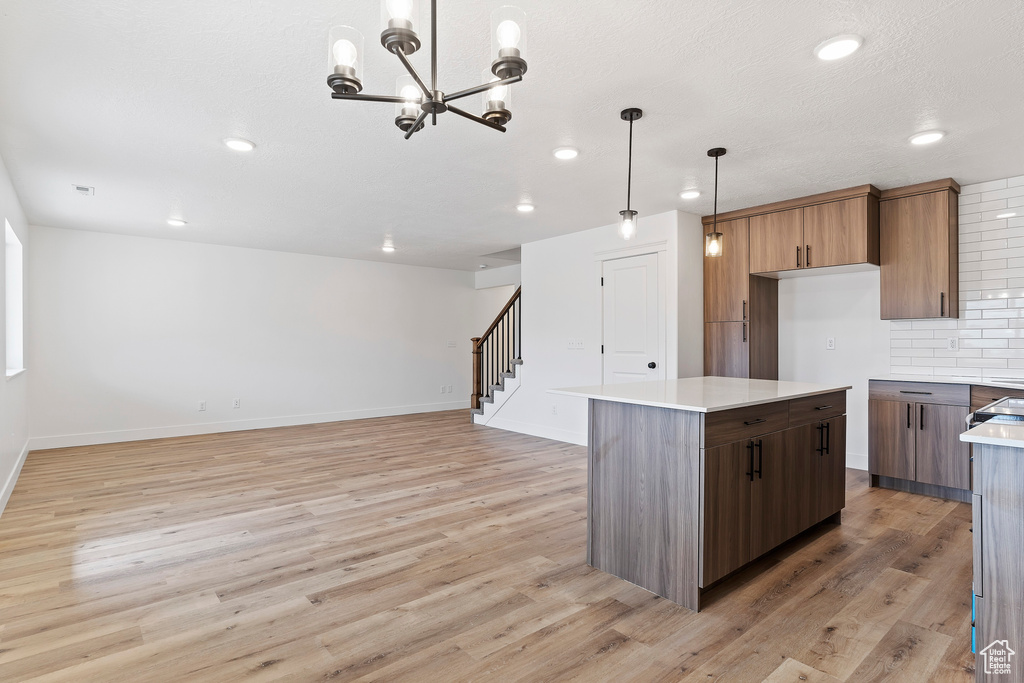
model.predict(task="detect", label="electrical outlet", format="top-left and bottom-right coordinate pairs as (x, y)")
top-left (447, 384), bottom-right (453, 393)
top-left (440, 385), bottom-right (446, 394)
top-left (947, 337), bottom-right (960, 351)
top-left (198, 400), bottom-right (206, 412)
top-left (446, 341), bottom-right (456, 348)
top-left (232, 398), bottom-right (240, 409)
top-left (826, 337), bottom-right (836, 350)
top-left (551, 405), bottom-right (558, 415)
top-left (567, 338), bottom-right (585, 350)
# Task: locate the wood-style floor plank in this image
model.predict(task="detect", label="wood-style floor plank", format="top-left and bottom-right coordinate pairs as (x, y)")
top-left (0, 411), bottom-right (975, 681)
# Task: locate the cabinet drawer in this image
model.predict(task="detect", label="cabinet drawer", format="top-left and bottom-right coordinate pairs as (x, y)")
top-left (868, 380), bottom-right (969, 406)
top-left (971, 384), bottom-right (1024, 411)
top-left (789, 391), bottom-right (846, 427)
top-left (704, 401), bottom-right (789, 448)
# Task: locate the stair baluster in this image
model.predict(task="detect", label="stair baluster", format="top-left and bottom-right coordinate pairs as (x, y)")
top-left (471, 287), bottom-right (522, 414)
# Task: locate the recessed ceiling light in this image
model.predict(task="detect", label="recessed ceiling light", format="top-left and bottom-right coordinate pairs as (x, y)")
top-left (680, 190), bottom-right (700, 200)
top-left (997, 212), bottom-right (1018, 219)
top-left (167, 218), bottom-right (187, 227)
top-left (554, 147), bottom-right (579, 160)
top-left (516, 203), bottom-right (535, 213)
top-left (382, 245), bottom-right (395, 253)
top-left (224, 138), bottom-right (256, 152)
top-left (909, 130), bottom-right (945, 145)
top-left (814, 34), bottom-right (863, 61)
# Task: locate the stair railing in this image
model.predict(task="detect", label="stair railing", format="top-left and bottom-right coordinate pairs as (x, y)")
top-left (471, 286), bottom-right (521, 411)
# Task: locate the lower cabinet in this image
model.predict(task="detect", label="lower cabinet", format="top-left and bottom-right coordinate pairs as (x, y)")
top-left (701, 416), bottom-right (847, 587)
top-left (868, 381), bottom-right (970, 495)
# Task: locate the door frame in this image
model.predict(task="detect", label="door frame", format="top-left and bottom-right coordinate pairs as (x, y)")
top-left (595, 241), bottom-right (671, 384)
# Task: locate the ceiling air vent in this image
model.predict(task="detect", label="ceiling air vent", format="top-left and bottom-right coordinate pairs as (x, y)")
top-left (72, 184), bottom-right (95, 196)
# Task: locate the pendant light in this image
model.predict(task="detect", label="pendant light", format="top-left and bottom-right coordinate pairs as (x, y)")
top-left (704, 147), bottom-right (727, 257)
top-left (618, 108), bottom-right (642, 240)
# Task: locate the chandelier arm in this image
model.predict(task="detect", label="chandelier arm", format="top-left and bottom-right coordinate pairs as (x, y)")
top-left (404, 110), bottom-right (430, 140)
top-left (431, 0), bottom-right (438, 92)
top-left (446, 104), bottom-right (507, 133)
top-left (443, 75), bottom-right (522, 103)
top-left (394, 48), bottom-right (432, 98)
top-left (331, 93), bottom-right (408, 103)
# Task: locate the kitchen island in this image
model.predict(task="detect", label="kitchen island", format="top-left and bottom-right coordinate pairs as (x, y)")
top-left (961, 420), bottom-right (1024, 681)
top-left (551, 377), bottom-right (851, 611)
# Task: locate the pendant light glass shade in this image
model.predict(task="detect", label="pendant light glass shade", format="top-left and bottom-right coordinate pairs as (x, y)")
top-left (491, 6), bottom-right (528, 78)
top-left (327, 26), bottom-right (365, 94)
top-left (704, 231), bottom-right (723, 257)
top-left (704, 147), bottom-right (727, 257)
top-left (619, 210), bottom-right (637, 240)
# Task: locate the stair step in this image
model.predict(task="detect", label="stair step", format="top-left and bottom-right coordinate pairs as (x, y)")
top-left (471, 408), bottom-right (485, 415)
top-left (511, 358), bottom-right (524, 365)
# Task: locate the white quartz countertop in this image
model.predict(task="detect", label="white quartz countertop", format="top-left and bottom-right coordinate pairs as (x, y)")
top-left (961, 421), bottom-right (1024, 448)
top-left (871, 374), bottom-right (1024, 391)
top-left (549, 377), bottom-right (851, 414)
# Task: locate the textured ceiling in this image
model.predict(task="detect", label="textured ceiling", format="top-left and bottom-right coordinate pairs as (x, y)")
top-left (0, 0), bottom-right (1023, 270)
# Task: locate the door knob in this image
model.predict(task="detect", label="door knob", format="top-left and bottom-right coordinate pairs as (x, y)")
top-left (648, 362), bottom-right (657, 369)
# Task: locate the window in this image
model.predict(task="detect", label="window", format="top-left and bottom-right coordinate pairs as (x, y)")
top-left (6, 220), bottom-right (23, 376)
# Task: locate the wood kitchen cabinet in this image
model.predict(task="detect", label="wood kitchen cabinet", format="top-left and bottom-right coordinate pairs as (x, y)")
top-left (803, 196), bottom-right (880, 269)
top-left (704, 218), bottom-right (749, 323)
top-left (704, 278), bottom-right (778, 380)
top-left (868, 380), bottom-right (971, 499)
top-left (749, 208), bottom-right (803, 274)
top-left (742, 187), bottom-right (881, 275)
top-left (701, 392), bottom-right (847, 587)
top-left (880, 179), bottom-right (960, 320)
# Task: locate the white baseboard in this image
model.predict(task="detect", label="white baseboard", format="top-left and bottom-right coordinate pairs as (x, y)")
top-left (0, 440), bottom-right (31, 517)
top-left (479, 417), bottom-right (587, 446)
top-left (28, 400), bottom-right (470, 451)
top-left (846, 452), bottom-right (868, 471)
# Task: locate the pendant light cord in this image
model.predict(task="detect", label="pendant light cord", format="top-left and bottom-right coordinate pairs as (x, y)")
top-left (626, 118), bottom-right (633, 211)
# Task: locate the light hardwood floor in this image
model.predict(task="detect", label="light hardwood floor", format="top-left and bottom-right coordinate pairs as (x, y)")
top-left (0, 411), bottom-right (975, 681)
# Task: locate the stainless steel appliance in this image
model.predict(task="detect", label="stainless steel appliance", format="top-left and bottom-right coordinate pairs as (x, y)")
top-left (968, 396), bottom-right (1024, 427)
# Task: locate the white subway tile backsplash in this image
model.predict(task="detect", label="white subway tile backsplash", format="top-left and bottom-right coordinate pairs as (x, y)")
top-left (983, 349), bottom-right (1024, 359)
top-left (962, 179), bottom-right (1008, 195)
top-left (966, 298), bottom-right (1009, 309)
top-left (911, 319), bottom-right (957, 330)
top-left (891, 338), bottom-right (912, 348)
top-left (961, 259), bottom-right (1000, 272)
top-left (961, 193), bottom-right (982, 205)
top-left (984, 328), bottom-right (1024, 338)
top-left (982, 188), bottom-right (1024, 202)
top-left (961, 318), bottom-right (1008, 329)
top-left (981, 227), bottom-right (1024, 241)
top-left (932, 367), bottom-right (982, 379)
top-left (961, 338), bottom-right (1009, 349)
top-left (892, 330), bottom-right (936, 339)
top-left (957, 358), bottom-right (1008, 369)
top-left (1008, 175), bottom-right (1024, 188)
top-left (892, 347), bottom-right (931, 357)
top-left (918, 357), bottom-right (955, 367)
top-left (982, 309), bottom-right (1024, 319)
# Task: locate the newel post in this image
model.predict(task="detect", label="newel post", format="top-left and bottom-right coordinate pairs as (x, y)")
top-left (471, 337), bottom-right (482, 410)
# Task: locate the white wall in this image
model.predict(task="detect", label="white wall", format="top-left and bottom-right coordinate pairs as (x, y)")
top-left (484, 210), bottom-right (704, 444)
top-left (474, 284), bottom-right (517, 337)
top-left (29, 227), bottom-right (481, 449)
top-left (889, 175), bottom-right (1024, 380)
top-left (0, 155), bottom-right (30, 514)
top-left (778, 270), bottom-right (891, 470)
top-left (475, 264), bottom-right (520, 290)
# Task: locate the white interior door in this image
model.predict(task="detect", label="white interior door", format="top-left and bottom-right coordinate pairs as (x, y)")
top-left (602, 253), bottom-right (664, 384)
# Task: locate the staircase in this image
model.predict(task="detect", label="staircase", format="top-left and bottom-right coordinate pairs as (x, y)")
top-left (471, 287), bottom-right (521, 420)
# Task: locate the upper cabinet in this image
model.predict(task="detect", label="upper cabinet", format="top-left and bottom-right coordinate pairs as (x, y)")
top-left (704, 218), bottom-right (749, 323)
top-left (879, 179), bottom-right (960, 320)
top-left (803, 196), bottom-right (880, 269)
top-left (713, 186), bottom-right (880, 276)
top-left (749, 209), bottom-right (802, 273)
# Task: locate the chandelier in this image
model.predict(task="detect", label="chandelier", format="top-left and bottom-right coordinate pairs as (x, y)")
top-left (328, 1), bottom-right (529, 139)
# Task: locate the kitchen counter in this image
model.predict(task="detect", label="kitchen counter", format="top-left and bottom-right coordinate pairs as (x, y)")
top-left (550, 376), bottom-right (851, 413)
top-left (960, 420), bottom-right (1024, 449)
top-left (871, 374), bottom-right (1024, 391)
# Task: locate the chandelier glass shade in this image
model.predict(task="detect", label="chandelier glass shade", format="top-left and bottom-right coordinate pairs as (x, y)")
top-left (328, 1), bottom-right (528, 140)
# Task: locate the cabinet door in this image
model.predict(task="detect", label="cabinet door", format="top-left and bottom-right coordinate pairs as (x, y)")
top-left (749, 208), bottom-right (803, 274)
top-left (803, 197), bottom-right (878, 268)
top-left (750, 430), bottom-right (810, 559)
top-left (704, 218), bottom-right (749, 322)
top-left (704, 322), bottom-right (749, 378)
top-left (915, 403), bottom-right (970, 489)
top-left (880, 192), bottom-right (952, 320)
top-left (701, 440), bottom-right (753, 587)
top-left (868, 399), bottom-right (916, 480)
top-left (818, 416), bottom-right (847, 520)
